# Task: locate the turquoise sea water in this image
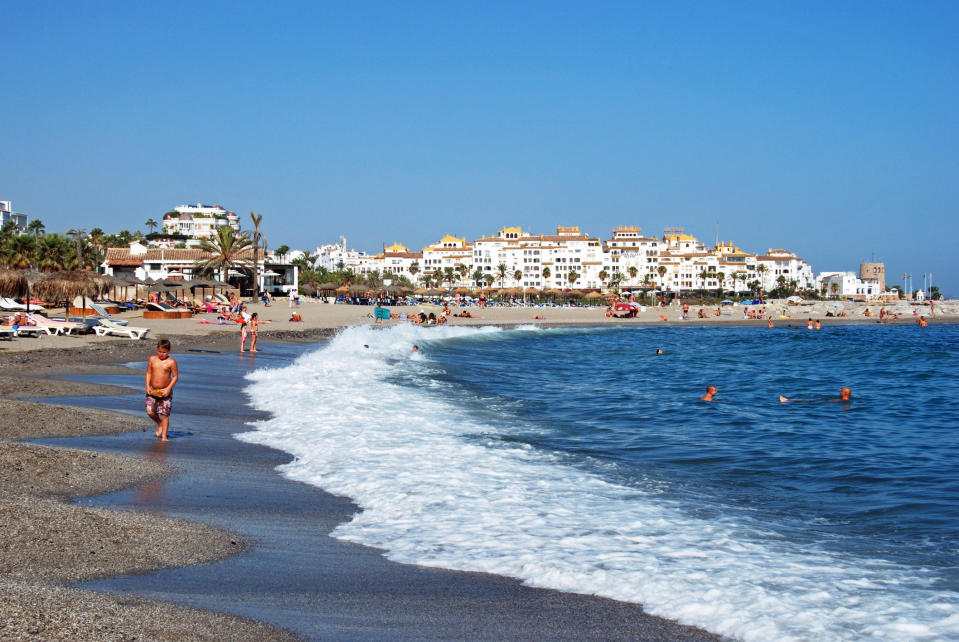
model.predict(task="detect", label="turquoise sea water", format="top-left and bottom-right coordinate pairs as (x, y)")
top-left (242, 322), bottom-right (959, 640)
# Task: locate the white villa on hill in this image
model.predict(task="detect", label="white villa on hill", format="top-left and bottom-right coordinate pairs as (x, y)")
top-left (161, 204), bottom-right (240, 243)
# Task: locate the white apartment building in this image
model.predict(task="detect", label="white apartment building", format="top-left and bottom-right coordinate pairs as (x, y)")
top-left (321, 225), bottom-right (817, 297)
top-left (816, 272), bottom-right (881, 299)
top-left (755, 249), bottom-right (816, 292)
top-left (313, 240), bottom-right (373, 272)
top-left (362, 242), bottom-right (423, 281)
top-left (470, 225), bottom-right (605, 289)
top-left (161, 204), bottom-right (240, 241)
top-left (421, 235), bottom-right (472, 285)
top-left (0, 201), bottom-right (28, 232)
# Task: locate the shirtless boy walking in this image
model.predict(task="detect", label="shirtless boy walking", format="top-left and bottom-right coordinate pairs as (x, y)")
top-left (145, 338), bottom-right (179, 441)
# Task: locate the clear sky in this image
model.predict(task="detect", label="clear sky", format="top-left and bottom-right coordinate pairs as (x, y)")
top-left (2, 1), bottom-right (956, 294)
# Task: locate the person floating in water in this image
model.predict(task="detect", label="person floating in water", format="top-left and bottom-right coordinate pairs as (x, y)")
top-left (701, 385), bottom-right (717, 402)
top-left (780, 387), bottom-right (851, 403)
top-left (918, 316), bottom-right (928, 327)
top-left (656, 348), bottom-right (663, 355)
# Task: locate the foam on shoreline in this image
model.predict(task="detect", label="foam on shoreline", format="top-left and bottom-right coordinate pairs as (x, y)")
top-left (241, 324), bottom-right (959, 641)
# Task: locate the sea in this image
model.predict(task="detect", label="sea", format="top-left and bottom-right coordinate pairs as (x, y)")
top-left (238, 322), bottom-right (959, 641)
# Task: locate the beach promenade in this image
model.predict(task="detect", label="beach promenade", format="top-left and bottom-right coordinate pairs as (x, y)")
top-left (0, 299), bottom-right (952, 639)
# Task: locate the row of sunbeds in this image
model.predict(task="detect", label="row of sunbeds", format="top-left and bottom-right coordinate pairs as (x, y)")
top-left (1, 313), bottom-right (150, 340)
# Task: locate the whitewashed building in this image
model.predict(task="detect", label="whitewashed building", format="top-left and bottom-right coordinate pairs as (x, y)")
top-left (0, 201), bottom-right (28, 232)
top-left (313, 239), bottom-right (373, 272)
top-left (816, 272), bottom-right (881, 299)
top-left (160, 204), bottom-right (240, 243)
top-left (102, 241), bottom-right (298, 295)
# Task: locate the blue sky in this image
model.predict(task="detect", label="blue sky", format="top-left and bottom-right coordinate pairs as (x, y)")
top-left (2, 1), bottom-right (956, 293)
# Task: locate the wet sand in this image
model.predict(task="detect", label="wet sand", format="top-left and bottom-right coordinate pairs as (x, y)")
top-left (2, 301), bottom-right (949, 639)
top-left (1, 330), bottom-right (717, 640)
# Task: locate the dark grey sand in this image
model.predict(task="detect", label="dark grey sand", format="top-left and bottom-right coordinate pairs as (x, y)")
top-left (1, 331), bottom-right (718, 641)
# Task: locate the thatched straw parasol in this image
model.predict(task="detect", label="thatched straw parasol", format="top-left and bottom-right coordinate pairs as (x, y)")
top-left (382, 285), bottom-right (408, 295)
top-left (315, 282), bottom-right (338, 291)
top-left (414, 287), bottom-right (428, 295)
top-left (0, 270), bottom-right (29, 305)
top-left (33, 271), bottom-right (105, 320)
top-left (453, 287), bottom-right (472, 295)
top-left (424, 288), bottom-right (445, 297)
top-left (584, 291), bottom-right (604, 300)
top-left (348, 284), bottom-right (369, 295)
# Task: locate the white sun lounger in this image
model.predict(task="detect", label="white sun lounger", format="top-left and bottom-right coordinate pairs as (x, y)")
top-left (93, 318), bottom-right (150, 340)
top-left (26, 313), bottom-right (86, 336)
top-left (12, 325), bottom-right (44, 337)
top-left (0, 298), bottom-right (28, 311)
top-left (0, 326), bottom-right (14, 340)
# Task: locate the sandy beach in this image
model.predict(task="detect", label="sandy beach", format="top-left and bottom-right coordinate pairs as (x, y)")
top-left (1, 298), bottom-right (952, 639)
top-left (2, 296), bottom-right (953, 354)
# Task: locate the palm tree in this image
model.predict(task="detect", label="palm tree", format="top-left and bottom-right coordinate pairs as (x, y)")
top-left (611, 271), bottom-right (625, 293)
top-left (513, 269), bottom-right (523, 286)
top-left (598, 269), bottom-right (609, 287)
top-left (409, 261), bottom-right (420, 282)
top-left (756, 264), bottom-right (768, 292)
top-left (483, 273), bottom-right (495, 288)
top-left (456, 263), bottom-right (468, 280)
top-left (145, 218), bottom-right (158, 234)
top-left (366, 269), bottom-right (382, 290)
top-left (195, 226), bottom-right (253, 283)
top-left (27, 219), bottom-right (45, 239)
top-left (249, 211), bottom-right (264, 300)
top-left (443, 266), bottom-right (457, 289)
top-left (628, 266), bottom-right (638, 288)
top-left (716, 272), bottom-right (726, 296)
top-left (830, 282), bottom-right (839, 298)
top-left (66, 228), bottom-right (87, 271)
top-left (542, 266), bottom-right (551, 281)
top-left (495, 263), bottom-right (509, 288)
top-left (35, 234), bottom-right (71, 271)
top-left (567, 270), bottom-right (579, 288)
top-left (656, 265), bottom-right (667, 291)
top-left (698, 269), bottom-right (710, 293)
top-left (472, 268), bottom-right (485, 287)
top-left (4, 235), bottom-right (34, 269)
top-left (774, 275), bottom-right (787, 296)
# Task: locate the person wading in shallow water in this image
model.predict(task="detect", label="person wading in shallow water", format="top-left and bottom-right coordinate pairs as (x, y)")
top-left (145, 338), bottom-right (179, 441)
top-left (701, 385), bottom-right (717, 402)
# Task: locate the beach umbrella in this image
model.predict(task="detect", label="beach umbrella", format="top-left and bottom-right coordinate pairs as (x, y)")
top-left (414, 287), bottom-right (428, 295)
top-left (585, 291), bottom-right (604, 300)
top-left (348, 284), bottom-right (369, 295)
top-left (33, 270), bottom-right (104, 320)
top-left (424, 288), bottom-right (444, 297)
top-left (315, 282), bottom-right (339, 291)
top-left (0, 269), bottom-right (29, 298)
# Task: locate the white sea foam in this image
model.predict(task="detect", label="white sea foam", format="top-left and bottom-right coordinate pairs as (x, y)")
top-left (239, 324), bottom-right (959, 641)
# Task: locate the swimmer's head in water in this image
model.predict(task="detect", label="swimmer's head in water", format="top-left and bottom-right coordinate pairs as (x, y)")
top-left (656, 349), bottom-right (663, 355)
top-left (840, 387), bottom-right (851, 400)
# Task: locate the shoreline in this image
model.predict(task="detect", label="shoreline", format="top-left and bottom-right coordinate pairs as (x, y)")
top-left (1, 307), bottom-right (952, 638)
top-left (0, 297), bottom-right (952, 354)
top-left (1, 328), bottom-right (718, 640)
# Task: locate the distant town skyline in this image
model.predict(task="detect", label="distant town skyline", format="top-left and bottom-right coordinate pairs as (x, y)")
top-left (2, 2), bottom-right (955, 294)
